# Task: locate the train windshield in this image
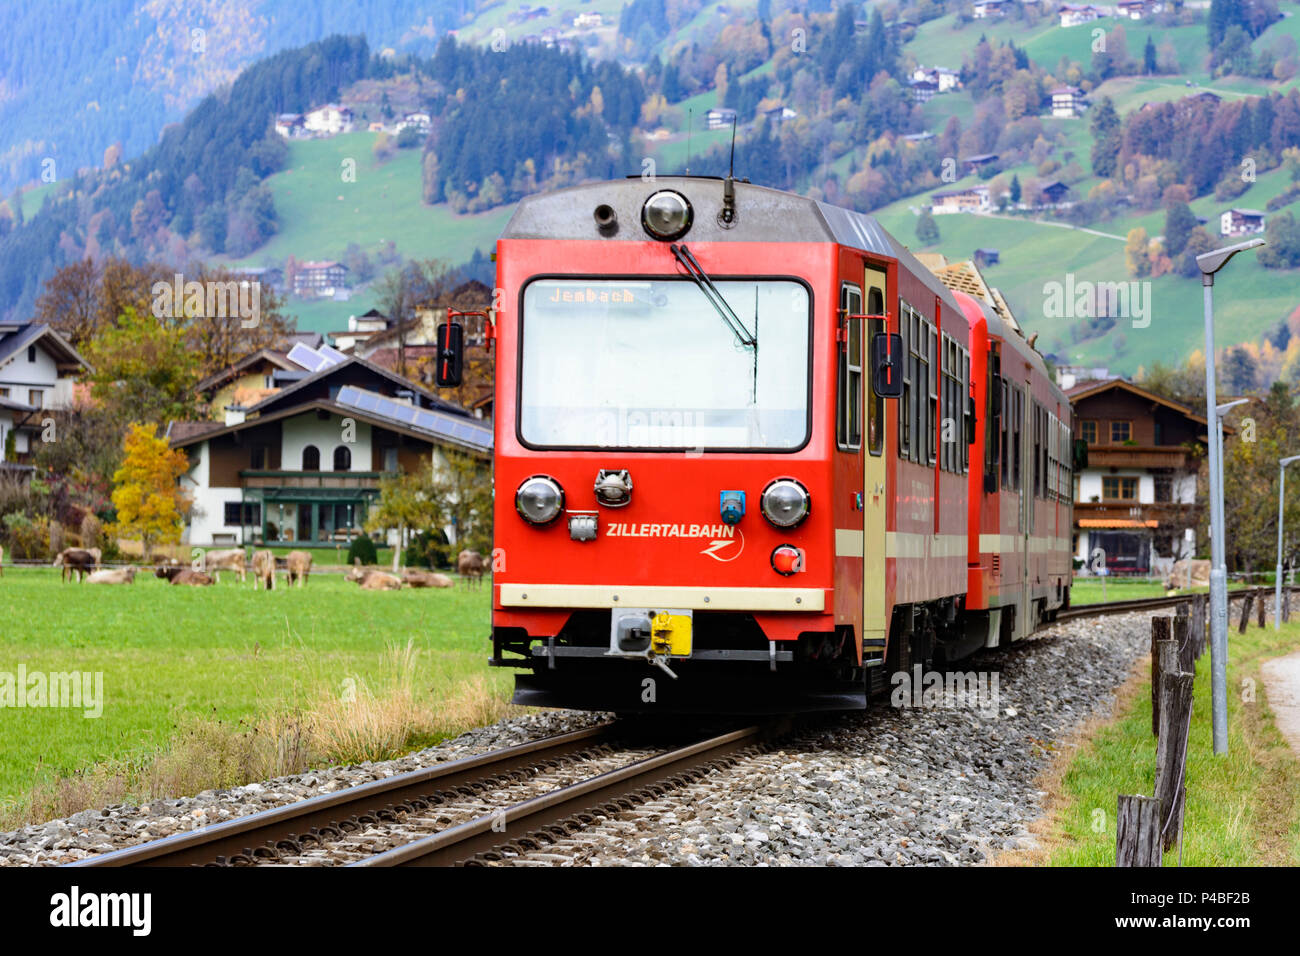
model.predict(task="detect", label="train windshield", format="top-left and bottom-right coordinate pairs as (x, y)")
top-left (520, 277), bottom-right (810, 450)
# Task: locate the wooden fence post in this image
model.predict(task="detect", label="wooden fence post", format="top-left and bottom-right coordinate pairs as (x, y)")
top-left (1154, 660), bottom-right (1193, 852)
top-left (1258, 588), bottom-right (1267, 628)
top-left (1284, 587), bottom-right (1291, 624)
top-left (1116, 794), bottom-right (1163, 866)
top-left (1173, 614), bottom-right (1195, 675)
top-left (1151, 616), bottom-right (1172, 736)
top-left (1239, 592), bottom-right (1253, 634)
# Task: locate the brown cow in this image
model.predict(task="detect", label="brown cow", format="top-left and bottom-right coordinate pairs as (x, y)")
top-left (203, 548), bottom-right (247, 583)
top-left (251, 550), bottom-right (276, 590)
top-left (402, 568), bottom-right (454, 588)
top-left (457, 549), bottom-right (486, 589)
top-left (358, 571), bottom-right (403, 591)
top-left (285, 550), bottom-right (312, 588)
top-left (155, 565), bottom-right (185, 582)
top-left (87, 566), bottom-right (137, 584)
top-left (171, 570), bottom-right (214, 586)
top-left (53, 548), bottom-right (97, 583)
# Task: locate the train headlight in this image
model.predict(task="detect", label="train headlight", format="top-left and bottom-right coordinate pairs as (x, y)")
top-left (516, 475), bottom-right (565, 525)
top-left (760, 478), bottom-right (810, 528)
top-left (641, 190), bottom-right (693, 241)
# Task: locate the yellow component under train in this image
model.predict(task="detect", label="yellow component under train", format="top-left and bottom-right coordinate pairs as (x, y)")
top-left (649, 611), bottom-right (693, 657)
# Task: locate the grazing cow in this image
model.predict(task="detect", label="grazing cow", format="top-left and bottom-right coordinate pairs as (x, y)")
top-left (402, 568), bottom-right (454, 588)
top-left (457, 549), bottom-right (486, 588)
top-left (155, 565), bottom-right (185, 582)
top-left (358, 571), bottom-right (403, 591)
top-left (1165, 558), bottom-right (1211, 590)
top-left (87, 566), bottom-right (137, 584)
top-left (170, 570), bottom-right (214, 586)
top-left (285, 550), bottom-right (312, 588)
top-left (53, 548), bottom-right (98, 583)
top-left (203, 548), bottom-right (247, 583)
top-left (251, 549), bottom-right (276, 590)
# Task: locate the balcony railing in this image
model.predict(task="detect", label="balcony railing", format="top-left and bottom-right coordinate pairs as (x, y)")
top-left (1084, 445), bottom-right (1195, 469)
top-left (240, 469), bottom-right (396, 489)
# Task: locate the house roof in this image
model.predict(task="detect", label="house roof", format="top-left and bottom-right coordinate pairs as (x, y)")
top-left (245, 353), bottom-right (465, 417)
top-left (0, 323), bottom-right (92, 373)
top-left (168, 397), bottom-right (490, 455)
top-left (1065, 377), bottom-right (1210, 427)
top-left (0, 395), bottom-right (36, 414)
top-left (195, 348), bottom-right (300, 395)
top-left (1228, 208), bottom-right (1265, 217)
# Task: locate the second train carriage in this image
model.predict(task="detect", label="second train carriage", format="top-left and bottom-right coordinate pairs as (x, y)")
top-left (433, 176), bottom-right (1074, 712)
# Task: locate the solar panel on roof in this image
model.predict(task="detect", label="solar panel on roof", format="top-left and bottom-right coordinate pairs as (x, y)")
top-left (334, 386), bottom-right (492, 451)
top-left (318, 345), bottom-right (348, 365)
top-left (287, 342), bottom-right (327, 371)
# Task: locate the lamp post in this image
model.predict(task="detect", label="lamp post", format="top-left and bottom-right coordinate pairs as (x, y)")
top-left (1197, 236), bottom-right (1265, 755)
top-left (1276, 455), bottom-right (1300, 631)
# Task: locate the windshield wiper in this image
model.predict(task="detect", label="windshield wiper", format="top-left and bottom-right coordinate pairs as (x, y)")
top-left (669, 243), bottom-right (756, 349)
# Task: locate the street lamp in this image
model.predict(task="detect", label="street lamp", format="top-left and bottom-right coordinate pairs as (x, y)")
top-left (1198, 236), bottom-right (1265, 756)
top-left (1276, 455), bottom-right (1300, 631)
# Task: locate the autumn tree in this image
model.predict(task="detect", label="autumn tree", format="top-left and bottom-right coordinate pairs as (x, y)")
top-left (430, 448), bottom-right (493, 556)
top-left (83, 307), bottom-right (199, 425)
top-left (366, 464), bottom-right (440, 572)
top-left (109, 423), bottom-right (192, 557)
top-left (1125, 227), bottom-right (1152, 277)
top-left (32, 258), bottom-right (104, 346)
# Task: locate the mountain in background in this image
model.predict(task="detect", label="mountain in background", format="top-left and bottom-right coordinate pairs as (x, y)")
top-left (0, 0), bottom-right (483, 194)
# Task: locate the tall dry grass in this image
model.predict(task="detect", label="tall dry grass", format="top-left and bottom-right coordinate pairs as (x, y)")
top-left (5, 640), bottom-right (518, 830)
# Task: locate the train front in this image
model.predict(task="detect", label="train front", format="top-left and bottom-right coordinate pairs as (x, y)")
top-left (485, 177), bottom-right (853, 713)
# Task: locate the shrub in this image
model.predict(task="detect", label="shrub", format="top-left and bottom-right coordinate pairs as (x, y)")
top-left (403, 529), bottom-right (452, 569)
top-left (347, 534), bottom-right (378, 566)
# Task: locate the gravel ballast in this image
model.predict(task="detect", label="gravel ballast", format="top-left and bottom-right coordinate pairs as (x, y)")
top-left (2, 611), bottom-right (1151, 866)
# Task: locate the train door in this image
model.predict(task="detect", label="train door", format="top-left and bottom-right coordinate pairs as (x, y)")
top-left (862, 266), bottom-right (888, 653)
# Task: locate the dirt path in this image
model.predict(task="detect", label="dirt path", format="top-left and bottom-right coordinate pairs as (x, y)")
top-left (1262, 650), bottom-right (1300, 757)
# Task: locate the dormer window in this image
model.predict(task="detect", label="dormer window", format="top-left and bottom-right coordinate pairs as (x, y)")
top-left (27, 345), bottom-right (36, 363)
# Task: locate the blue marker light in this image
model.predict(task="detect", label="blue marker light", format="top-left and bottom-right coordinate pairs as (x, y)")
top-left (719, 490), bottom-right (746, 525)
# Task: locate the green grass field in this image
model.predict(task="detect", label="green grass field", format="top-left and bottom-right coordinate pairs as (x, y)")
top-left (1032, 617), bottom-right (1300, 865)
top-left (0, 566), bottom-right (502, 822)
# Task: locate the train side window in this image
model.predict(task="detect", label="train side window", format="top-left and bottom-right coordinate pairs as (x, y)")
top-left (1011, 386), bottom-right (1022, 491)
top-left (899, 301), bottom-right (912, 460)
top-left (961, 349), bottom-right (970, 474)
top-left (1000, 379), bottom-right (1010, 488)
top-left (927, 324), bottom-right (938, 466)
top-left (1033, 403), bottom-right (1042, 498)
top-left (985, 352), bottom-right (999, 489)
top-left (837, 283), bottom-right (863, 451)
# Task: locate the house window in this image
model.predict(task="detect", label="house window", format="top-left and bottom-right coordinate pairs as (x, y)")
top-left (1102, 476), bottom-right (1138, 500)
top-left (250, 446), bottom-right (267, 469)
top-left (28, 389), bottom-right (43, 408)
top-left (302, 445), bottom-right (320, 470)
top-left (1110, 420), bottom-right (1131, 443)
top-left (27, 345), bottom-right (36, 363)
top-left (384, 447), bottom-right (399, 472)
top-left (0, 387), bottom-right (9, 399)
top-left (1079, 420), bottom-right (1097, 444)
top-left (333, 445), bottom-right (352, 471)
top-left (1154, 474), bottom-right (1173, 502)
top-left (223, 502), bottom-right (261, 526)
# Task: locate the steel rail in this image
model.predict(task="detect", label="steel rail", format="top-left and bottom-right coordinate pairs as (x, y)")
top-left (69, 722), bottom-right (618, 868)
top-left (350, 721), bottom-right (783, 867)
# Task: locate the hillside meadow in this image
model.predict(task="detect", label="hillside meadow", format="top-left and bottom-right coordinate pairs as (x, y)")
top-left (0, 566), bottom-right (507, 827)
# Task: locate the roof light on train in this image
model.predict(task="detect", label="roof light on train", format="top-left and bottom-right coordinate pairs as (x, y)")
top-left (760, 478), bottom-right (810, 529)
top-left (516, 475), bottom-right (565, 526)
top-left (641, 190), bottom-right (693, 241)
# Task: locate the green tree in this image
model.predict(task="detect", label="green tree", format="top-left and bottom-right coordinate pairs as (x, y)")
top-left (430, 449), bottom-right (493, 556)
top-left (1089, 96), bottom-right (1122, 178)
top-left (367, 464), bottom-right (440, 573)
top-left (1010, 174), bottom-right (1021, 204)
top-left (83, 307), bottom-right (199, 425)
top-left (1164, 201), bottom-right (1198, 258)
top-left (916, 209), bottom-right (940, 245)
top-left (1144, 35), bottom-right (1158, 75)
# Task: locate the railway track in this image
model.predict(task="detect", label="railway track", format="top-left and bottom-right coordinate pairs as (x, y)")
top-left (70, 720), bottom-right (784, 868)
top-left (65, 587), bottom-right (1290, 868)
top-left (1059, 584), bottom-right (1291, 622)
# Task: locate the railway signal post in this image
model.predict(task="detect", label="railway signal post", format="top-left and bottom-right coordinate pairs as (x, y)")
top-left (1197, 237), bottom-right (1265, 755)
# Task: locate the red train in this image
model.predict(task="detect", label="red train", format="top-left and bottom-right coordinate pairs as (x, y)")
top-left (436, 176), bottom-right (1074, 712)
